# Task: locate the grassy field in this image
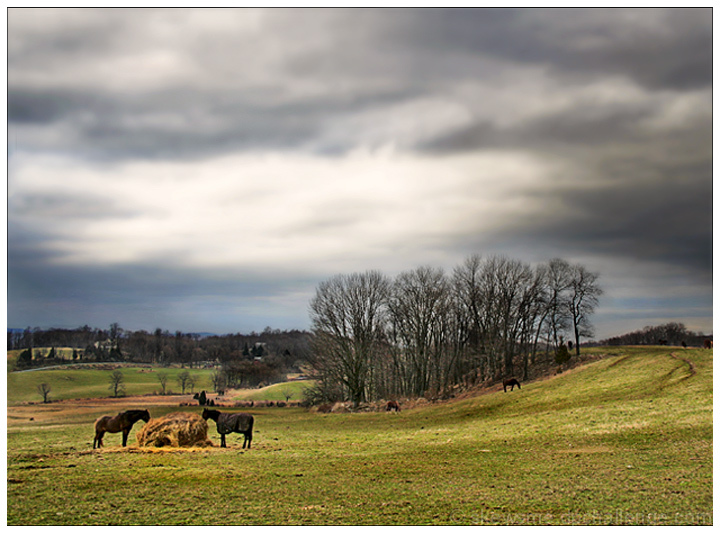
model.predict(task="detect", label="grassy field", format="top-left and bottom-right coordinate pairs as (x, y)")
top-left (6, 363), bottom-right (314, 406)
top-left (6, 347), bottom-right (712, 525)
top-left (6, 365), bottom-right (219, 405)
top-left (231, 380), bottom-right (314, 402)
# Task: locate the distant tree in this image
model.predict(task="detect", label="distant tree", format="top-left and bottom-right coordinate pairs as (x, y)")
top-left (108, 370), bottom-right (125, 398)
top-left (157, 373), bottom-right (169, 395)
top-left (211, 369), bottom-right (227, 393)
top-left (153, 328), bottom-right (164, 364)
top-left (37, 382), bottom-right (51, 403)
top-left (109, 323), bottom-right (124, 358)
top-left (17, 349), bottom-right (32, 368)
top-left (186, 373), bottom-right (197, 393)
top-left (177, 370), bottom-right (191, 394)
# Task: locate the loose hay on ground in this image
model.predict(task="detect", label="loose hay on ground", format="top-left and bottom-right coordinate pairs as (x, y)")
top-left (136, 412), bottom-right (213, 448)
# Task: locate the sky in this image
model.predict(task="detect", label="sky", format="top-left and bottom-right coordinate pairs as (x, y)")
top-left (6, 7), bottom-right (714, 340)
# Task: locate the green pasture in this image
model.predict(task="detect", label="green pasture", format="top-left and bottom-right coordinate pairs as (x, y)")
top-left (6, 347), bottom-right (713, 525)
top-left (6, 363), bottom-right (313, 405)
top-left (7, 366), bottom-right (218, 405)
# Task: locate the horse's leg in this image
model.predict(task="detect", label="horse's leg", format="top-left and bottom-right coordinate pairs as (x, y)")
top-left (95, 431), bottom-right (104, 448)
top-left (221, 434), bottom-right (226, 448)
top-left (122, 428), bottom-right (130, 446)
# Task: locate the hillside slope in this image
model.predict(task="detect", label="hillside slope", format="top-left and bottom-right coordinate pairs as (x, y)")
top-left (6, 346), bottom-right (712, 525)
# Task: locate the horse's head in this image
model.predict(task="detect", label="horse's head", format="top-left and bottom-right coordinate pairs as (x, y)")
top-left (201, 408), bottom-right (210, 420)
top-left (141, 410), bottom-right (150, 422)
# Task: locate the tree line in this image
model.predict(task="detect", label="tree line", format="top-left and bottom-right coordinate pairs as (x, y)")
top-left (599, 322), bottom-right (711, 347)
top-left (8, 325), bottom-right (311, 384)
top-left (307, 255), bottom-right (602, 405)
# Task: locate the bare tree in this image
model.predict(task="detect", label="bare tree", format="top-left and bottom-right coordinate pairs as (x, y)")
top-left (567, 264), bottom-right (603, 355)
top-left (157, 372), bottom-right (168, 395)
top-left (211, 369), bottom-right (227, 393)
top-left (37, 382), bottom-right (51, 403)
top-left (108, 370), bottom-right (125, 398)
top-left (177, 370), bottom-right (191, 394)
top-left (544, 258), bottom-right (573, 353)
top-left (309, 270), bottom-right (390, 405)
top-left (186, 373), bottom-right (197, 393)
top-left (109, 322), bottom-right (123, 357)
top-left (388, 266), bottom-right (450, 397)
top-left (452, 254), bottom-right (486, 381)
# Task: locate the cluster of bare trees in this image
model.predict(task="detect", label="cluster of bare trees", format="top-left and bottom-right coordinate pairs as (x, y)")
top-left (308, 255), bottom-right (602, 405)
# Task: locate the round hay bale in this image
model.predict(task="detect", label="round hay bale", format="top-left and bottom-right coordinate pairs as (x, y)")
top-left (136, 412), bottom-right (213, 448)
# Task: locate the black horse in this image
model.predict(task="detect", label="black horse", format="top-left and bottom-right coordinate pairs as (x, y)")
top-left (503, 378), bottom-right (521, 392)
top-left (93, 409), bottom-right (150, 449)
top-left (202, 408), bottom-right (254, 449)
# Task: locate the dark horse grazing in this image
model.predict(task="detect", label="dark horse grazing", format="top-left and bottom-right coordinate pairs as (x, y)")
top-left (202, 408), bottom-right (254, 448)
top-left (386, 400), bottom-right (401, 412)
top-left (93, 409), bottom-right (150, 449)
top-left (503, 378), bottom-right (521, 392)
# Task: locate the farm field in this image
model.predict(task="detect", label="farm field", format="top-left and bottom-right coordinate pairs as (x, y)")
top-left (6, 364), bottom-right (219, 405)
top-left (6, 347), bottom-right (713, 525)
top-left (6, 364), bottom-right (314, 407)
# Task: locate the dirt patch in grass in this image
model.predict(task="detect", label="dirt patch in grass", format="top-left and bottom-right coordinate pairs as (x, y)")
top-left (668, 352), bottom-right (696, 378)
top-left (556, 446), bottom-right (614, 454)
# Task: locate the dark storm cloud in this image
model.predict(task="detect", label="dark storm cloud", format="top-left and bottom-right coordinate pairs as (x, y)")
top-left (8, 86), bottom-right (414, 161)
top-left (8, 88), bottom-right (90, 124)
top-left (8, 8), bottom-right (711, 159)
top-left (421, 105), bottom-right (656, 154)
top-left (433, 112), bottom-right (712, 278)
top-left (402, 8), bottom-right (712, 91)
top-left (506, 173), bottom-right (712, 275)
top-left (7, 7), bottom-right (713, 338)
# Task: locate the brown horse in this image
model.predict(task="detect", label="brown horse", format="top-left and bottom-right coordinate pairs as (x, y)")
top-left (386, 400), bottom-right (401, 412)
top-left (503, 378), bottom-right (521, 392)
top-left (202, 408), bottom-right (254, 448)
top-left (93, 409), bottom-right (150, 449)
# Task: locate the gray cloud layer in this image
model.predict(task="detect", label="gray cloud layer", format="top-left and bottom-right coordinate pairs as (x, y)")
top-left (7, 8), bottom-right (713, 337)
